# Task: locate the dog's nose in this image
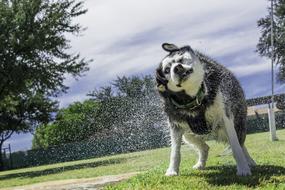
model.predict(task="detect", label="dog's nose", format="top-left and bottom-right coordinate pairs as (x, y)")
top-left (173, 64), bottom-right (184, 75)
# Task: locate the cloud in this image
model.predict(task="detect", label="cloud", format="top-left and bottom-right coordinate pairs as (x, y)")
top-left (62, 0), bottom-right (270, 108)
top-left (229, 60), bottom-right (270, 77)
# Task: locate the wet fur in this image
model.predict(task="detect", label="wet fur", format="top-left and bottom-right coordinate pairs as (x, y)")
top-left (156, 44), bottom-right (256, 176)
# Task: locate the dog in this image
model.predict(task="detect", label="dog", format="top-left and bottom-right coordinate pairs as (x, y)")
top-left (156, 43), bottom-right (256, 176)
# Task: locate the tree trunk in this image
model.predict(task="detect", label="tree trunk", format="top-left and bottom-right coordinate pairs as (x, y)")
top-left (0, 141), bottom-right (4, 171)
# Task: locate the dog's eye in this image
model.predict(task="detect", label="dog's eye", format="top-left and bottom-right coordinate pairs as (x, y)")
top-left (165, 67), bottom-right (170, 74)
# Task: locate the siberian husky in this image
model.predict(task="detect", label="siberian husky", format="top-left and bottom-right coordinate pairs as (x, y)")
top-left (156, 43), bottom-right (256, 176)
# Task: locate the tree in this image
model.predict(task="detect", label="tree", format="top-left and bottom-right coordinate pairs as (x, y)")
top-left (89, 75), bottom-right (168, 151)
top-left (32, 100), bottom-right (100, 148)
top-left (33, 75), bottom-right (169, 153)
top-left (0, 91), bottom-right (57, 168)
top-left (257, 0), bottom-right (285, 82)
top-left (0, 0), bottom-right (90, 170)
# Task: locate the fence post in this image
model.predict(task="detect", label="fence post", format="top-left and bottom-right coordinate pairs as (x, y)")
top-left (268, 104), bottom-right (278, 141)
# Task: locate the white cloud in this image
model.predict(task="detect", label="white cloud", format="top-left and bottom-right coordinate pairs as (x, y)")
top-left (229, 59), bottom-right (270, 77)
top-left (59, 0), bottom-right (271, 106)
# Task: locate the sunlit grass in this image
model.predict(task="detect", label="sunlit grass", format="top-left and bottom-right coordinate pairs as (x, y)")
top-left (106, 129), bottom-right (285, 190)
top-left (0, 146), bottom-right (169, 188)
top-left (0, 129), bottom-right (285, 189)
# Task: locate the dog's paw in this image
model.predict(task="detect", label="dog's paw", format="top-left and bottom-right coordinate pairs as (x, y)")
top-left (165, 169), bottom-right (178, 176)
top-left (192, 162), bottom-right (206, 170)
top-left (236, 166), bottom-right (252, 176)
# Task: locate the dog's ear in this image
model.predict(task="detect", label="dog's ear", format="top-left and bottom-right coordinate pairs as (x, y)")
top-left (156, 68), bottom-right (168, 92)
top-left (180, 45), bottom-right (191, 52)
top-left (180, 45), bottom-right (196, 55)
top-left (162, 43), bottom-right (179, 52)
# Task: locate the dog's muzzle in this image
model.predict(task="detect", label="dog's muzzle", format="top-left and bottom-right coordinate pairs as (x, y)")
top-left (173, 64), bottom-right (193, 78)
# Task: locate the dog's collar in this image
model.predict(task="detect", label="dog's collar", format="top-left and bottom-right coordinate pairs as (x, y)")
top-left (169, 84), bottom-right (205, 110)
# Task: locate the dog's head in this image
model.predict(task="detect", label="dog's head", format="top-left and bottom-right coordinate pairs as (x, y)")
top-left (156, 43), bottom-right (204, 96)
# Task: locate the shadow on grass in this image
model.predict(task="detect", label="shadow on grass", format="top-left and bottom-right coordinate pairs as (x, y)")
top-left (0, 157), bottom-right (129, 181)
top-left (188, 165), bottom-right (285, 187)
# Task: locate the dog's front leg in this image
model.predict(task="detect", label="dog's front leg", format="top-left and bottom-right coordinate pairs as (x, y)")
top-left (165, 124), bottom-right (183, 176)
top-left (223, 115), bottom-right (251, 176)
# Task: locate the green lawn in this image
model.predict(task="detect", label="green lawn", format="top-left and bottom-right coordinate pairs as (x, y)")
top-left (0, 145), bottom-right (169, 188)
top-left (107, 129), bottom-right (285, 190)
top-left (1, 130), bottom-right (285, 189)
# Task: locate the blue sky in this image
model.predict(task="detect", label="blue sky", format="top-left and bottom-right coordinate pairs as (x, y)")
top-left (5, 0), bottom-right (285, 152)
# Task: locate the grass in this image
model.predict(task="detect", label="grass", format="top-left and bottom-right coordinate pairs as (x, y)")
top-left (0, 130), bottom-right (285, 189)
top-left (0, 145), bottom-right (170, 188)
top-left (106, 129), bottom-right (285, 190)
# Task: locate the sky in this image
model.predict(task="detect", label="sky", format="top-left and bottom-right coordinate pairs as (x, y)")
top-left (4, 0), bottom-right (285, 152)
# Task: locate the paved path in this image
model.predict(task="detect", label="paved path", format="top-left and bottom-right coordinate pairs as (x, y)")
top-left (3, 172), bottom-right (139, 190)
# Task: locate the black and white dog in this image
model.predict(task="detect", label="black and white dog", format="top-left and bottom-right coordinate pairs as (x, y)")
top-left (156, 43), bottom-right (256, 176)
